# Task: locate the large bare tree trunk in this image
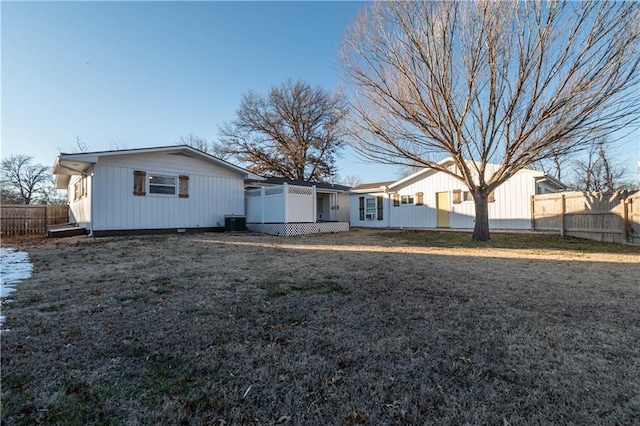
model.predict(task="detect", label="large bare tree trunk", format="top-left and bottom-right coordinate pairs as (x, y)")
top-left (472, 192), bottom-right (490, 242)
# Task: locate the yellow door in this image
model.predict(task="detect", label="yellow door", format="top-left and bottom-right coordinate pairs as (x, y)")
top-left (436, 192), bottom-right (450, 227)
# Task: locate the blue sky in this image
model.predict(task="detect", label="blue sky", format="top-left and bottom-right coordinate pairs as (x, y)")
top-left (2, 1), bottom-right (638, 185)
top-left (2, 0), bottom-right (399, 183)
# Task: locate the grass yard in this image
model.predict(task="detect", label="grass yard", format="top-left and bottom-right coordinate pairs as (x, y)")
top-left (1, 229), bottom-right (639, 424)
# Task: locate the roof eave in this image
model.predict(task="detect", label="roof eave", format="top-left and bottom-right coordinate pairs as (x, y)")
top-left (53, 145), bottom-right (264, 180)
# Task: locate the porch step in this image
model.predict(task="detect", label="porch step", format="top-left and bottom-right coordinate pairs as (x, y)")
top-left (47, 224), bottom-right (88, 238)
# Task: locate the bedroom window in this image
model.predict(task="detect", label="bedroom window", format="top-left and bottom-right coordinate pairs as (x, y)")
top-left (365, 197), bottom-right (376, 216)
top-left (358, 197), bottom-right (376, 220)
top-left (149, 175), bottom-right (177, 195)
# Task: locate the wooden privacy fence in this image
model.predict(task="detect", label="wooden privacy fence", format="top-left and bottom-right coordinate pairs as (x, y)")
top-left (1, 205), bottom-right (69, 236)
top-left (532, 191), bottom-right (640, 244)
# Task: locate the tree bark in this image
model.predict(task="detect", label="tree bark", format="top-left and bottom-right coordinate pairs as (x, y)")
top-left (472, 192), bottom-right (490, 242)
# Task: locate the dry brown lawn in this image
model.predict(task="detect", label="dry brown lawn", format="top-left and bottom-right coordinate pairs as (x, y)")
top-left (1, 229), bottom-right (639, 425)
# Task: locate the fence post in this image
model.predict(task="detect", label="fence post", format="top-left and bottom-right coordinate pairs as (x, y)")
top-left (560, 194), bottom-right (566, 237)
top-left (530, 195), bottom-right (535, 231)
top-left (44, 205), bottom-right (48, 233)
top-left (283, 182), bottom-right (288, 224)
top-left (313, 185), bottom-right (317, 223)
top-left (623, 194), bottom-right (630, 243)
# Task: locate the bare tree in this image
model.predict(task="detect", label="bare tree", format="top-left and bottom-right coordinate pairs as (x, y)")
top-left (340, 1), bottom-right (640, 240)
top-left (178, 133), bottom-right (210, 153)
top-left (219, 79), bottom-right (349, 182)
top-left (533, 147), bottom-right (569, 182)
top-left (569, 140), bottom-right (634, 192)
top-left (1, 155), bottom-right (53, 204)
top-left (397, 164), bottom-right (424, 179)
top-left (75, 136), bottom-right (89, 153)
top-left (177, 133), bottom-right (230, 161)
top-left (337, 174), bottom-right (363, 188)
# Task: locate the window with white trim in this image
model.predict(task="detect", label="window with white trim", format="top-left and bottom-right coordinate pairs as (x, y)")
top-left (148, 175), bottom-right (177, 195)
top-left (365, 197), bottom-right (376, 215)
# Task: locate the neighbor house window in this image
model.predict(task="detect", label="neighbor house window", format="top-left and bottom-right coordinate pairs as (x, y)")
top-left (366, 197), bottom-right (376, 218)
top-left (461, 190), bottom-right (495, 203)
top-left (401, 195), bottom-right (414, 205)
top-left (393, 194), bottom-right (400, 207)
top-left (376, 196), bottom-right (383, 220)
top-left (149, 175), bottom-right (177, 195)
top-left (415, 192), bottom-right (424, 206)
top-left (359, 197), bottom-right (365, 220)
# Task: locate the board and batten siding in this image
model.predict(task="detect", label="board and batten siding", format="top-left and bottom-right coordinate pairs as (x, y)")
top-left (90, 152), bottom-right (245, 231)
top-left (351, 169), bottom-right (544, 230)
top-left (68, 170), bottom-right (92, 227)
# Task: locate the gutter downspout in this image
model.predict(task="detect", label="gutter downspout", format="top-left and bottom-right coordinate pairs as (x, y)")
top-left (88, 171), bottom-right (94, 237)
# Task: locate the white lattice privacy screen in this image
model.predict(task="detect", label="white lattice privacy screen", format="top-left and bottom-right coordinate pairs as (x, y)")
top-left (247, 222), bottom-right (349, 236)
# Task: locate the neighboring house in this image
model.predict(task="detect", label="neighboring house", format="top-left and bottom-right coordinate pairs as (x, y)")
top-left (244, 177), bottom-right (350, 236)
top-left (52, 145), bottom-right (262, 236)
top-left (350, 159), bottom-right (565, 230)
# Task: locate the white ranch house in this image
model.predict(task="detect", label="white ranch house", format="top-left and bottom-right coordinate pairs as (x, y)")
top-left (52, 146), bottom-right (262, 237)
top-left (350, 159), bottom-right (565, 230)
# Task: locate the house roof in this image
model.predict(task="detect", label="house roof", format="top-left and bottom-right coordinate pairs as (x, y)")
top-left (245, 176), bottom-right (350, 192)
top-left (350, 181), bottom-right (396, 192)
top-left (534, 174), bottom-right (566, 190)
top-left (52, 145), bottom-right (263, 189)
